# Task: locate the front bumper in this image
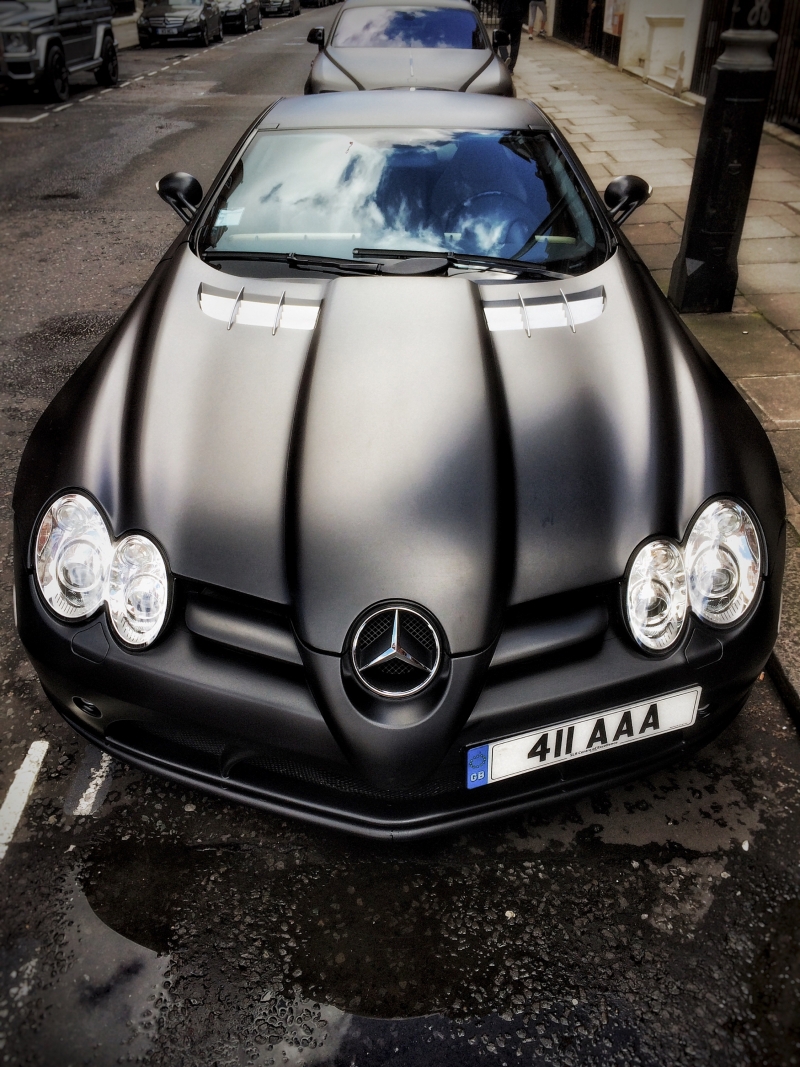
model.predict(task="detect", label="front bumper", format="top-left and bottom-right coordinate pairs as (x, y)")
top-left (16, 540), bottom-right (782, 837)
top-left (137, 24), bottom-right (205, 41)
top-left (0, 52), bottom-right (40, 85)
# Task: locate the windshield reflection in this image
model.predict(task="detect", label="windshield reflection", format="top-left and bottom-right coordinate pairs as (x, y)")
top-left (200, 129), bottom-right (604, 270)
top-left (331, 7), bottom-right (484, 48)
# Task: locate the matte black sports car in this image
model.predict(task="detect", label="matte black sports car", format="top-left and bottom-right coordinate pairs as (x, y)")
top-left (14, 92), bottom-right (784, 839)
top-left (304, 0), bottom-right (512, 95)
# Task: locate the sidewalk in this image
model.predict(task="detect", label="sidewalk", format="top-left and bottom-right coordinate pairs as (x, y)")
top-left (513, 37), bottom-right (800, 718)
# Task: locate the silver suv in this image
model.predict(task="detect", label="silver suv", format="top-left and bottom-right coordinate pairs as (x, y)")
top-left (0, 0), bottom-right (117, 102)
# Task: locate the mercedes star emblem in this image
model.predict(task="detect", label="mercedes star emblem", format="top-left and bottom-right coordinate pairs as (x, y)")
top-left (351, 606), bottom-right (441, 698)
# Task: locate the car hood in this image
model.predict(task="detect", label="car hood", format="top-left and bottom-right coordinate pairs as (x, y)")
top-left (323, 46), bottom-right (494, 90)
top-left (0, 1), bottom-right (53, 28)
top-left (16, 241), bottom-right (781, 654)
top-left (140, 4), bottom-right (201, 15)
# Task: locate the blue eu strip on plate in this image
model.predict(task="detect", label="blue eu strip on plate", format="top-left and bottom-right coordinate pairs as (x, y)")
top-left (466, 744), bottom-right (489, 789)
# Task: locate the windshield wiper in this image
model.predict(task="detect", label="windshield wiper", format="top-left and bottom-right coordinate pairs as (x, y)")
top-left (201, 250), bottom-right (383, 276)
top-left (352, 248), bottom-right (567, 280)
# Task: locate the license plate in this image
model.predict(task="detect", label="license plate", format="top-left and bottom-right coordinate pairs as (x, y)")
top-left (466, 687), bottom-right (701, 790)
top-left (156, 27), bottom-right (178, 34)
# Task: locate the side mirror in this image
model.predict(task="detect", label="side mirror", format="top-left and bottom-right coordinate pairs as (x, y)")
top-left (156, 171), bottom-right (203, 223)
top-left (307, 26), bottom-right (325, 49)
top-left (604, 174), bottom-right (652, 225)
top-left (492, 28), bottom-right (509, 48)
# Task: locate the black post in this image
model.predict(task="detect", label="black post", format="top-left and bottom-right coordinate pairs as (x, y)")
top-left (668, 30), bottom-right (777, 314)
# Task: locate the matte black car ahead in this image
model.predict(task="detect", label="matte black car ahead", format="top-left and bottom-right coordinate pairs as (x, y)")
top-left (14, 92), bottom-right (784, 839)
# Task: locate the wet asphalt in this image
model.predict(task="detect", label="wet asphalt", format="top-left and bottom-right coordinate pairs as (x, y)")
top-left (1, 21), bottom-right (800, 1067)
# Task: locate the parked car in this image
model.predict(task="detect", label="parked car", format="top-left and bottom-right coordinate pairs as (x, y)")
top-left (304, 0), bottom-right (512, 95)
top-left (137, 0), bottom-right (223, 46)
top-left (261, 0), bottom-right (300, 16)
top-left (14, 91), bottom-right (784, 839)
top-left (0, 0), bottom-right (117, 102)
top-left (218, 0), bottom-right (261, 32)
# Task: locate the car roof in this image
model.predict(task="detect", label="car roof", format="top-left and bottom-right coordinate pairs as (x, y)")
top-left (337, 0), bottom-right (477, 8)
top-left (259, 91), bottom-right (551, 131)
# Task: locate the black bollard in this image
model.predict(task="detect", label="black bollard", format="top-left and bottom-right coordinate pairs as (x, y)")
top-left (668, 29), bottom-right (777, 314)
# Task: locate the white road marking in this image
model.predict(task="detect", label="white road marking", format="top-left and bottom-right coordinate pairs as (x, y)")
top-left (100, 87), bottom-right (113, 94)
top-left (0, 112), bottom-right (50, 124)
top-left (0, 740), bottom-right (49, 861)
top-left (134, 75), bottom-right (145, 81)
top-left (161, 65), bottom-right (171, 70)
top-left (73, 753), bottom-right (113, 817)
top-left (53, 103), bottom-right (73, 111)
top-left (147, 70), bottom-right (158, 76)
top-left (80, 94), bottom-right (96, 102)
top-left (119, 80), bottom-right (130, 86)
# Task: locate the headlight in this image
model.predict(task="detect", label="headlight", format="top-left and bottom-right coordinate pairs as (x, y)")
top-left (184, 14), bottom-right (200, 23)
top-left (137, 15), bottom-right (148, 24)
top-left (107, 535), bottom-right (169, 647)
top-left (34, 493), bottom-right (170, 647)
top-left (35, 494), bottom-right (111, 620)
top-left (685, 499), bottom-right (760, 625)
top-left (626, 539), bottom-right (687, 651)
top-left (3, 32), bottom-right (32, 53)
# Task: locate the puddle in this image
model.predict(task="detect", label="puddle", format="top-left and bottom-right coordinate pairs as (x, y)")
top-left (1, 875), bottom-right (169, 1066)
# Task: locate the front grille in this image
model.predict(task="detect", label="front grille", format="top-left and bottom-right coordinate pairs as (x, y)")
top-left (110, 718), bottom-right (464, 802)
top-left (403, 614), bottom-right (437, 652)
top-left (358, 612), bottom-right (392, 649)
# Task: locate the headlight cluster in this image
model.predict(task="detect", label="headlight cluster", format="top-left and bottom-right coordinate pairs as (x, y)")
top-left (2, 32), bottom-right (32, 53)
top-left (34, 493), bottom-right (170, 648)
top-left (626, 499), bottom-right (761, 652)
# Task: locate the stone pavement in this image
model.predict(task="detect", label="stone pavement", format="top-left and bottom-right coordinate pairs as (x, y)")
top-left (512, 38), bottom-right (800, 717)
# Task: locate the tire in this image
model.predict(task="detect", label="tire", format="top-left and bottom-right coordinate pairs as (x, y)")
top-left (200, 21), bottom-right (210, 44)
top-left (43, 45), bottom-right (69, 103)
top-left (94, 35), bottom-right (118, 86)
top-left (139, 37), bottom-right (152, 47)
top-left (256, 10), bottom-right (262, 28)
top-left (214, 19), bottom-right (224, 40)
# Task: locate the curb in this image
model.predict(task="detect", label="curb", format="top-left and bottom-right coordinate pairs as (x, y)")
top-left (768, 652), bottom-right (800, 728)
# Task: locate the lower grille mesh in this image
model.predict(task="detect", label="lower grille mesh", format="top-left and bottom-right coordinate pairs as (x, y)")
top-left (117, 719), bottom-right (463, 802)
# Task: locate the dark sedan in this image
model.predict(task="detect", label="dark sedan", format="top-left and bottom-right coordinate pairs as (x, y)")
top-left (13, 92), bottom-right (784, 839)
top-left (261, 0), bottom-right (300, 15)
top-left (218, 0), bottom-right (261, 31)
top-left (137, 0), bottom-right (222, 46)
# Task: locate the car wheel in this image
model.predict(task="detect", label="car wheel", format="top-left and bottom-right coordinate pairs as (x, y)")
top-left (43, 45), bottom-right (69, 103)
top-left (255, 9), bottom-right (262, 27)
top-left (94, 35), bottom-right (119, 86)
top-left (200, 20), bottom-right (210, 44)
top-left (214, 19), bottom-right (224, 40)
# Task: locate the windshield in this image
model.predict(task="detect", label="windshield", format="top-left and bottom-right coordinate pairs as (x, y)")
top-left (331, 7), bottom-right (485, 48)
top-left (199, 129), bottom-right (607, 272)
top-left (144, 0), bottom-right (202, 7)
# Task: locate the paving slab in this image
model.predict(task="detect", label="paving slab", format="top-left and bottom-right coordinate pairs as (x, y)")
top-left (740, 375), bottom-right (800, 426)
top-left (742, 216), bottom-right (797, 239)
top-left (756, 293), bottom-right (800, 330)
top-left (682, 313), bottom-right (800, 379)
top-left (738, 237), bottom-right (800, 264)
top-left (738, 263), bottom-right (800, 294)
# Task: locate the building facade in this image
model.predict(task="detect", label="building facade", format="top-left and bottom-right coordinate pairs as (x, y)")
top-left (550, 0), bottom-right (800, 134)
